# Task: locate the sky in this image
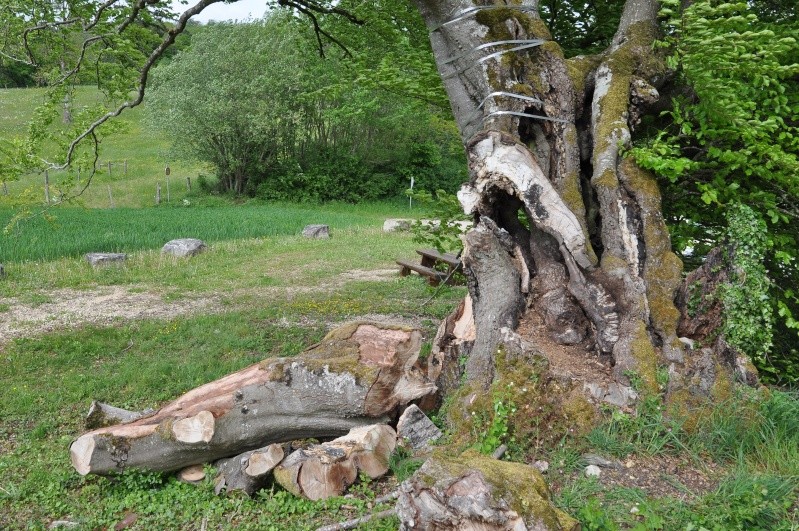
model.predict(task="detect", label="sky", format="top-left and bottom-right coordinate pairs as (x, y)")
top-left (169, 0), bottom-right (270, 23)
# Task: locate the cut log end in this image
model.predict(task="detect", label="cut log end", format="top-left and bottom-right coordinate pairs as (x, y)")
top-left (172, 411), bottom-right (215, 444)
top-left (70, 436), bottom-right (95, 477)
top-left (245, 445), bottom-right (284, 477)
top-left (178, 464), bottom-right (206, 483)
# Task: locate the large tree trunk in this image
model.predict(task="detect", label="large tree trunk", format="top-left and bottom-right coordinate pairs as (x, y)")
top-left (413, 0), bottom-right (698, 402)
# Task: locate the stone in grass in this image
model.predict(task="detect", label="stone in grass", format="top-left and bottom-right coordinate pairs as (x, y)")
top-left (85, 253), bottom-right (127, 267)
top-left (302, 224), bottom-right (330, 239)
top-left (383, 219), bottom-right (412, 233)
top-left (162, 238), bottom-right (207, 257)
top-left (397, 404), bottom-right (441, 454)
top-left (585, 465), bottom-right (602, 478)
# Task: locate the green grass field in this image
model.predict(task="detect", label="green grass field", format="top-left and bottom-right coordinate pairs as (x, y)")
top-left (0, 86), bottom-right (203, 208)
top-left (0, 200), bottom-right (417, 263)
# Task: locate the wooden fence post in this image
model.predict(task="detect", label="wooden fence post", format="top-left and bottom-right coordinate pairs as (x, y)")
top-left (186, 176), bottom-right (192, 192)
top-left (167, 176), bottom-right (171, 203)
top-left (124, 159), bottom-right (128, 175)
top-left (2, 181), bottom-right (8, 195)
top-left (44, 170), bottom-right (51, 204)
top-left (108, 161), bottom-right (112, 177)
top-left (156, 182), bottom-right (161, 205)
top-left (107, 185), bottom-right (115, 208)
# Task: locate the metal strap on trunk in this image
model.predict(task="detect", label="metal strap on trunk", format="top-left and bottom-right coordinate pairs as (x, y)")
top-left (430, 5), bottom-right (538, 33)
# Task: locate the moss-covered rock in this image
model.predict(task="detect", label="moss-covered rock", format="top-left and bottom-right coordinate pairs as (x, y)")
top-left (397, 449), bottom-right (578, 530)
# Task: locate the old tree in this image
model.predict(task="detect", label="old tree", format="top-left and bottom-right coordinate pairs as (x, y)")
top-left (3, 0), bottom-right (797, 527)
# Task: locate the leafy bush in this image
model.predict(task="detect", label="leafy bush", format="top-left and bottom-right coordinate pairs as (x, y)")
top-left (631, 0), bottom-right (799, 382)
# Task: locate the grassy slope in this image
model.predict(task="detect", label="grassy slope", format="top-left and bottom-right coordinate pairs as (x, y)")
top-left (0, 86), bottom-right (203, 208)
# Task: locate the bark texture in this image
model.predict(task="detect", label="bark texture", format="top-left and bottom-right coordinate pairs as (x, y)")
top-left (413, 0), bottom-right (691, 402)
top-left (70, 322), bottom-right (433, 476)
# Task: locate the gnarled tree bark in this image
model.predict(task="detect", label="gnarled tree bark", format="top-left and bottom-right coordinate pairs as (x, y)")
top-left (413, 0), bottom-right (692, 404)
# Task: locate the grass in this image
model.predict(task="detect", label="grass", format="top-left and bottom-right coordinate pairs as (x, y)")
top-left (0, 198), bottom-right (466, 528)
top-left (0, 200), bottom-right (420, 263)
top-left (549, 387), bottom-right (799, 530)
top-left (0, 86), bottom-right (204, 209)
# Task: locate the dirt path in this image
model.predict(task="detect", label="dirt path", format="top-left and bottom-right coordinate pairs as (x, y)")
top-left (0, 268), bottom-right (402, 346)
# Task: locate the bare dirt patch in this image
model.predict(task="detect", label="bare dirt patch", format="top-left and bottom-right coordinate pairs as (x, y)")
top-left (0, 286), bottom-right (224, 344)
top-left (0, 267), bottom-right (404, 346)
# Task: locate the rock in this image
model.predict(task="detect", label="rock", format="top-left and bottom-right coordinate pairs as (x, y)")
top-left (585, 465), bottom-right (602, 478)
top-left (419, 219), bottom-right (441, 230)
top-left (678, 337), bottom-right (695, 350)
top-left (397, 449), bottom-right (579, 531)
top-left (85, 253), bottom-right (127, 267)
top-left (48, 522), bottom-right (79, 529)
top-left (583, 381), bottom-right (638, 407)
top-left (397, 404), bottom-right (441, 453)
top-left (383, 219), bottom-right (412, 232)
top-left (161, 238), bottom-right (207, 257)
top-left (302, 224), bottom-right (330, 239)
top-left (534, 460), bottom-right (550, 473)
top-left (582, 453), bottom-right (622, 470)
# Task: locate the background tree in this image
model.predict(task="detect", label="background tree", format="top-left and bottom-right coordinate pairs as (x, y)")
top-left (146, 8), bottom-right (466, 199)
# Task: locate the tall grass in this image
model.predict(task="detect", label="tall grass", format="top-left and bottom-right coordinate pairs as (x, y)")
top-left (0, 201), bottom-right (417, 263)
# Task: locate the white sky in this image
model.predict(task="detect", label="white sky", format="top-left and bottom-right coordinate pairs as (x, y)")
top-left (169, 0), bottom-right (270, 23)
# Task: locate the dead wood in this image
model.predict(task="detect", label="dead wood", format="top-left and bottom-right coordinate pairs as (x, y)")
top-left (70, 323), bottom-right (432, 476)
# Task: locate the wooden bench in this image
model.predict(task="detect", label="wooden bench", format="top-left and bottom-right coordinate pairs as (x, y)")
top-left (397, 248), bottom-right (462, 286)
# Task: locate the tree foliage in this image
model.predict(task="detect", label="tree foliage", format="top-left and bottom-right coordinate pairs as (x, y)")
top-left (631, 0), bottom-right (799, 380)
top-left (146, 5), bottom-right (465, 200)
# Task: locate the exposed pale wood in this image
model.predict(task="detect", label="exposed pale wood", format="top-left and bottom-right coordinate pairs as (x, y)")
top-left (274, 424), bottom-right (396, 500)
top-left (178, 464), bottom-right (205, 483)
top-left (70, 323), bottom-right (433, 476)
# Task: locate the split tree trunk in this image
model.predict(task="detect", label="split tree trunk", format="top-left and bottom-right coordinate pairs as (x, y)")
top-left (412, 0), bottom-right (694, 399)
top-left (70, 322), bottom-right (434, 476)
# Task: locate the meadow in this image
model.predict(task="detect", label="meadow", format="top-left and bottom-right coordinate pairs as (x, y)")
top-left (0, 86), bottom-right (204, 209)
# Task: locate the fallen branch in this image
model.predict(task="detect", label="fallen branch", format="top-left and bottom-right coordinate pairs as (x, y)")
top-left (315, 509), bottom-right (396, 531)
top-left (70, 322), bottom-right (435, 476)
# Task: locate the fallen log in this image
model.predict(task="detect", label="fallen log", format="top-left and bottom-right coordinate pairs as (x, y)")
top-left (213, 443), bottom-right (286, 496)
top-left (70, 322), bottom-right (434, 476)
top-left (274, 424), bottom-right (397, 500)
